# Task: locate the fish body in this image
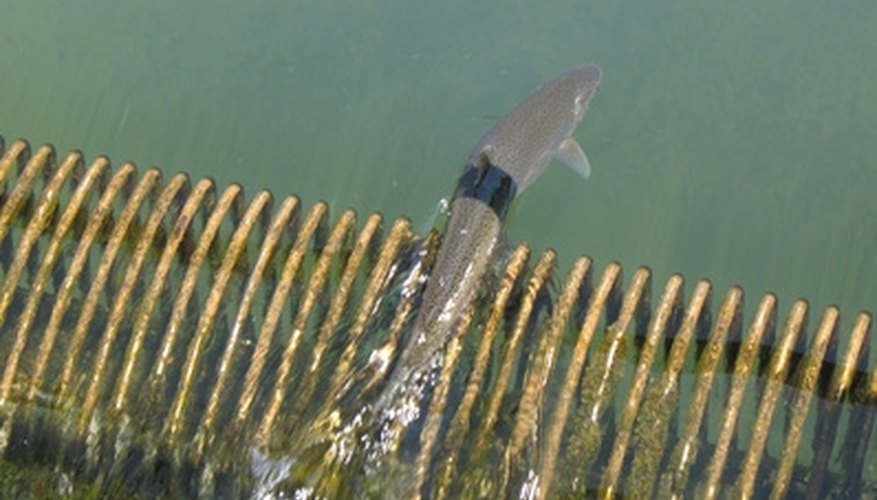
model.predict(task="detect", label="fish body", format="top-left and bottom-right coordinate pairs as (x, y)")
top-left (379, 64), bottom-right (602, 411)
top-left (287, 65), bottom-right (602, 489)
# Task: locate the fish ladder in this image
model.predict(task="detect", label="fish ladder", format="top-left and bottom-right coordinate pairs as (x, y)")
top-left (0, 136), bottom-right (874, 498)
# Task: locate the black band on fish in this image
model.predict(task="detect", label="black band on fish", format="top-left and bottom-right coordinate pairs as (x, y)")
top-left (454, 161), bottom-right (518, 219)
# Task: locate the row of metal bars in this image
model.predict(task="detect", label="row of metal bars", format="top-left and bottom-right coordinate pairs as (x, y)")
top-left (0, 135), bottom-right (874, 498)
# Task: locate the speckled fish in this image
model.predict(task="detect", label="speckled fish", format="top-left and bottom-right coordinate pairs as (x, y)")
top-left (378, 64), bottom-right (603, 417)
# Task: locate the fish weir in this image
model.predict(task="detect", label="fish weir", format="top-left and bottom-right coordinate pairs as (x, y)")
top-left (0, 136), bottom-right (874, 498)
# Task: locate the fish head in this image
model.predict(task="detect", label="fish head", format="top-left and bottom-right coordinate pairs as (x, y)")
top-left (568, 64), bottom-right (602, 125)
top-left (467, 64), bottom-right (602, 193)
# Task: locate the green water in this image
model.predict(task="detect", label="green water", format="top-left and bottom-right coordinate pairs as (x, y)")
top-left (2, 0), bottom-right (875, 328)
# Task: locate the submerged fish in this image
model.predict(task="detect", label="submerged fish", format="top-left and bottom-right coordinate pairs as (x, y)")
top-left (378, 64), bottom-right (603, 417)
top-left (284, 66), bottom-right (604, 494)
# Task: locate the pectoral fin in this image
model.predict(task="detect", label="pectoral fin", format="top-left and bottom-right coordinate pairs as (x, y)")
top-left (556, 137), bottom-right (592, 179)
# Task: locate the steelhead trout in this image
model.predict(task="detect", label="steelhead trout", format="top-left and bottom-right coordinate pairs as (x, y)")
top-left (284, 65), bottom-right (603, 495)
top-left (379, 64), bottom-right (602, 417)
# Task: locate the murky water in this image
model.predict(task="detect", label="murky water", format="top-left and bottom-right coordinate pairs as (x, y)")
top-left (1, 0), bottom-right (875, 497)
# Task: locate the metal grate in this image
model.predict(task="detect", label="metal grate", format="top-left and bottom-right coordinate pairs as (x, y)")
top-left (0, 136), bottom-right (874, 498)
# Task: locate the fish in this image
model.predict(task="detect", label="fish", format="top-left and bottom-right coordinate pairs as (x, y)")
top-left (377, 64), bottom-right (603, 419)
top-left (281, 65), bottom-right (602, 490)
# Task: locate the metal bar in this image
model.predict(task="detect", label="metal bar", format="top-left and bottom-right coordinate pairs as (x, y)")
top-left (0, 136), bottom-right (873, 498)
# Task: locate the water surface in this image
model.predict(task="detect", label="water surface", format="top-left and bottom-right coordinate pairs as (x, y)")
top-left (1, 0), bottom-right (875, 336)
